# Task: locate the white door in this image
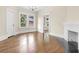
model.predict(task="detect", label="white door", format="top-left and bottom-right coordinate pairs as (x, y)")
top-left (7, 8), bottom-right (15, 37)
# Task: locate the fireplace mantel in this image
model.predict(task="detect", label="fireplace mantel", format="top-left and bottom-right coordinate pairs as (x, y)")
top-left (64, 23), bottom-right (79, 50)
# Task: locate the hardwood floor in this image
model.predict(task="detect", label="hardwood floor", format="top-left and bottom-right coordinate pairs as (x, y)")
top-left (0, 32), bottom-right (65, 53)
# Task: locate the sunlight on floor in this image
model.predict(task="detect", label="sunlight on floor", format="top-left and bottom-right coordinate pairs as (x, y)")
top-left (18, 34), bottom-right (36, 52)
top-left (19, 35), bottom-right (28, 52)
top-left (28, 34), bottom-right (36, 52)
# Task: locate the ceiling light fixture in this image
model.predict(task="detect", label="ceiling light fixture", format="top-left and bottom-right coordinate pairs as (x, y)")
top-left (31, 6), bottom-right (38, 11)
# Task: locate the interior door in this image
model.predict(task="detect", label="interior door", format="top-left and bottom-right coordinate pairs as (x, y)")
top-left (7, 8), bottom-right (15, 37)
top-left (43, 15), bottom-right (50, 42)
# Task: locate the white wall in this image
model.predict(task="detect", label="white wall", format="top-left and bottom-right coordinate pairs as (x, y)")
top-left (50, 7), bottom-right (67, 38)
top-left (37, 11), bottom-right (44, 33)
top-left (38, 7), bottom-right (53, 33)
top-left (0, 7), bottom-right (6, 36)
top-left (5, 7), bottom-right (37, 35)
top-left (0, 7), bottom-right (8, 41)
top-left (66, 6), bottom-right (79, 23)
top-left (0, 6), bottom-right (37, 41)
top-left (1, 6), bottom-right (79, 41)
top-left (38, 6), bottom-right (67, 38)
top-left (15, 7), bottom-right (37, 34)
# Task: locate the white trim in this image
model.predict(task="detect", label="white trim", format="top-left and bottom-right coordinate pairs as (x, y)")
top-left (49, 33), bottom-right (64, 39)
top-left (0, 34), bottom-right (8, 41)
top-left (15, 29), bottom-right (37, 35)
top-left (38, 31), bottom-right (64, 39)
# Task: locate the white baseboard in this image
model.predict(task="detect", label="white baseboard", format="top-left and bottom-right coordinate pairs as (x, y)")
top-left (0, 29), bottom-right (37, 41)
top-left (49, 33), bottom-right (64, 39)
top-left (38, 31), bottom-right (64, 39)
top-left (0, 34), bottom-right (8, 41)
top-left (15, 29), bottom-right (37, 35)
top-left (0, 31), bottom-right (64, 41)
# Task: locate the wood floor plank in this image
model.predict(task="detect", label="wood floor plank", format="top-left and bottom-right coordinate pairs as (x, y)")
top-left (0, 32), bottom-right (65, 53)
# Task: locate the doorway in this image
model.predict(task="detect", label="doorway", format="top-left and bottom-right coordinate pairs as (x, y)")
top-left (43, 15), bottom-right (50, 43)
top-left (6, 8), bottom-right (16, 37)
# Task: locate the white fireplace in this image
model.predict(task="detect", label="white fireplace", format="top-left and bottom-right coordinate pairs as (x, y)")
top-left (64, 23), bottom-right (79, 50)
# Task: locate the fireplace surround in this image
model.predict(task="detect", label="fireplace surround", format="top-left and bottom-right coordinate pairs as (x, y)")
top-left (64, 23), bottom-right (79, 53)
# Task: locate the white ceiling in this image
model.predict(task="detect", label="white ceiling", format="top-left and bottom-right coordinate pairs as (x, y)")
top-left (21, 6), bottom-right (52, 12)
top-left (21, 6), bottom-right (42, 12)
